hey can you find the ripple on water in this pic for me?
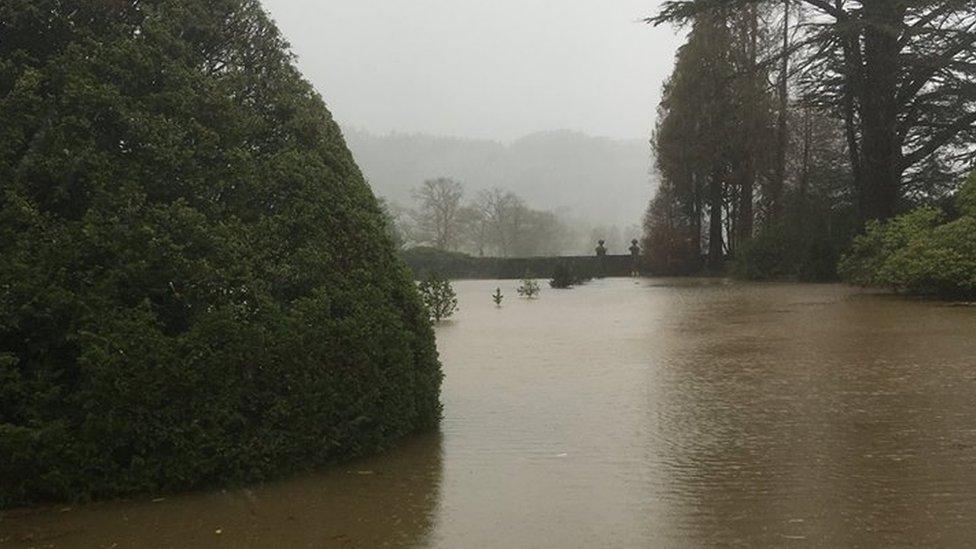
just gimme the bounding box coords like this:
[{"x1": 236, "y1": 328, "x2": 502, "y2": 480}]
[{"x1": 5, "y1": 279, "x2": 976, "y2": 548}]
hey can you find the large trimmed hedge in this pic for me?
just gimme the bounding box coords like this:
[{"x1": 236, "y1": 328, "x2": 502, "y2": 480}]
[{"x1": 0, "y1": 0, "x2": 441, "y2": 507}]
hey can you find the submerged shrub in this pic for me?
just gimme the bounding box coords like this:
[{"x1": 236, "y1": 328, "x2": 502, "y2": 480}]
[
  {"x1": 731, "y1": 228, "x2": 793, "y2": 280},
  {"x1": 0, "y1": 0, "x2": 441, "y2": 507},
  {"x1": 838, "y1": 207, "x2": 945, "y2": 287},
  {"x1": 839, "y1": 174, "x2": 976, "y2": 300},
  {"x1": 492, "y1": 287, "x2": 504, "y2": 307},
  {"x1": 549, "y1": 263, "x2": 590, "y2": 289},
  {"x1": 731, "y1": 192, "x2": 859, "y2": 283},
  {"x1": 517, "y1": 277, "x2": 541, "y2": 298},
  {"x1": 418, "y1": 273, "x2": 458, "y2": 322},
  {"x1": 878, "y1": 217, "x2": 976, "y2": 299}
]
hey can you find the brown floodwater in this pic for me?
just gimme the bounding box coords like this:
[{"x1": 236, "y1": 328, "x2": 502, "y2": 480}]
[{"x1": 3, "y1": 278, "x2": 976, "y2": 548}]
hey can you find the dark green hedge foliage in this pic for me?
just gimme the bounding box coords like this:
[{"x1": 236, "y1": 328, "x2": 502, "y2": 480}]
[
  {"x1": 732, "y1": 193, "x2": 858, "y2": 282},
  {"x1": 0, "y1": 0, "x2": 441, "y2": 508},
  {"x1": 400, "y1": 246, "x2": 614, "y2": 280}
]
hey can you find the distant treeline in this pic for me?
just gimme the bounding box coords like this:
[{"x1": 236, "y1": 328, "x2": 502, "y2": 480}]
[
  {"x1": 379, "y1": 178, "x2": 641, "y2": 258},
  {"x1": 644, "y1": 1, "x2": 976, "y2": 296},
  {"x1": 345, "y1": 128, "x2": 653, "y2": 230}
]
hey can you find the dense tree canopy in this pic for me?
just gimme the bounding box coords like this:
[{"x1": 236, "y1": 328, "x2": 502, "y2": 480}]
[
  {"x1": 645, "y1": 0, "x2": 975, "y2": 281},
  {"x1": 646, "y1": 5, "x2": 788, "y2": 272},
  {"x1": 0, "y1": 0, "x2": 441, "y2": 507},
  {"x1": 652, "y1": 0, "x2": 976, "y2": 223}
]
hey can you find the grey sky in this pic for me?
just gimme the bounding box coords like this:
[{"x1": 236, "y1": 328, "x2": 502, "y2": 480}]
[{"x1": 261, "y1": 0, "x2": 684, "y2": 142}]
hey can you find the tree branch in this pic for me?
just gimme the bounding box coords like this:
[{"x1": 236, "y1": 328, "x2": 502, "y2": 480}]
[{"x1": 901, "y1": 110, "x2": 976, "y2": 169}]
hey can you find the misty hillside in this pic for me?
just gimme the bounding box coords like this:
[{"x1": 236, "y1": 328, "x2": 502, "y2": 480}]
[{"x1": 344, "y1": 128, "x2": 656, "y2": 227}]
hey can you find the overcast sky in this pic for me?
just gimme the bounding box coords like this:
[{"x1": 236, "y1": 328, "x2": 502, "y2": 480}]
[{"x1": 261, "y1": 0, "x2": 684, "y2": 142}]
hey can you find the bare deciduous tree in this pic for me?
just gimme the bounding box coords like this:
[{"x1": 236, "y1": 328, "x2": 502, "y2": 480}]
[{"x1": 411, "y1": 178, "x2": 465, "y2": 250}]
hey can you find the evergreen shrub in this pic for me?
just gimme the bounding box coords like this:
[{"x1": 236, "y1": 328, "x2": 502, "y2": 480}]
[{"x1": 0, "y1": 0, "x2": 441, "y2": 507}]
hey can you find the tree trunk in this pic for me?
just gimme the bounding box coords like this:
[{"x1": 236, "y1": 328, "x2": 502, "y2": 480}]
[
  {"x1": 738, "y1": 5, "x2": 757, "y2": 245},
  {"x1": 857, "y1": 0, "x2": 906, "y2": 223},
  {"x1": 686, "y1": 168, "x2": 703, "y2": 262},
  {"x1": 799, "y1": 107, "x2": 812, "y2": 199},
  {"x1": 726, "y1": 183, "x2": 738, "y2": 255},
  {"x1": 739, "y1": 157, "x2": 754, "y2": 244},
  {"x1": 692, "y1": 199, "x2": 702, "y2": 262},
  {"x1": 708, "y1": 169, "x2": 724, "y2": 270},
  {"x1": 770, "y1": 0, "x2": 790, "y2": 222}
]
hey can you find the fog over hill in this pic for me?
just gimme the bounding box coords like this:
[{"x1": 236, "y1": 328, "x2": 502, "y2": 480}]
[{"x1": 344, "y1": 128, "x2": 656, "y2": 228}]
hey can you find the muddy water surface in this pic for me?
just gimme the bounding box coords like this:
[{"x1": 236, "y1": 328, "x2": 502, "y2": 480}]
[{"x1": 4, "y1": 279, "x2": 976, "y2": 547}]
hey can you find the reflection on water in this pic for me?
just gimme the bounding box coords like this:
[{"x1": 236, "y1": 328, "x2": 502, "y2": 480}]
[
  {"x1": 4, "y1": 279, "x2": 976, "y2": 547},
  {"x1": 1, "y1": 434, "x2": 442, "y2": 548}
]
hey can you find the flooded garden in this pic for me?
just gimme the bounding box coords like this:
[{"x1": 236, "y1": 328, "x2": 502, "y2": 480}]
[{"x1": 5, "y1": 278, "x2": 976, "y2": 547}]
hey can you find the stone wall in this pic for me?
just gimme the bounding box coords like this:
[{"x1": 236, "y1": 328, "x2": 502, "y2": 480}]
[{"x1": 403, "y1": 253, "x2": 645, "y2": 280}]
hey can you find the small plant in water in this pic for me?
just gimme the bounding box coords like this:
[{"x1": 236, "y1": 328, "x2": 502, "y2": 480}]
[
  {"x1": 418, "y1": 272, "x2": 458, "y2": 322},
  {"x1": 492, "y1": 287, "x2": 504, "y2": 307},
  {"x1": 549, "y1": 264, "x2": 576, "y2": 289},
  {"x1": 517, "y1": 277, "x2": 541, "y2": 299}
]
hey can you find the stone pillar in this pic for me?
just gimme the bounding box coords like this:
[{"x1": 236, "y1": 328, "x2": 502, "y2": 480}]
[
  {"x1": 595, "y1": 240, "x2": 607, "y2": 278},
  {"x1": 629, "y1": 239, "x2": 641, "y2": 277}
]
